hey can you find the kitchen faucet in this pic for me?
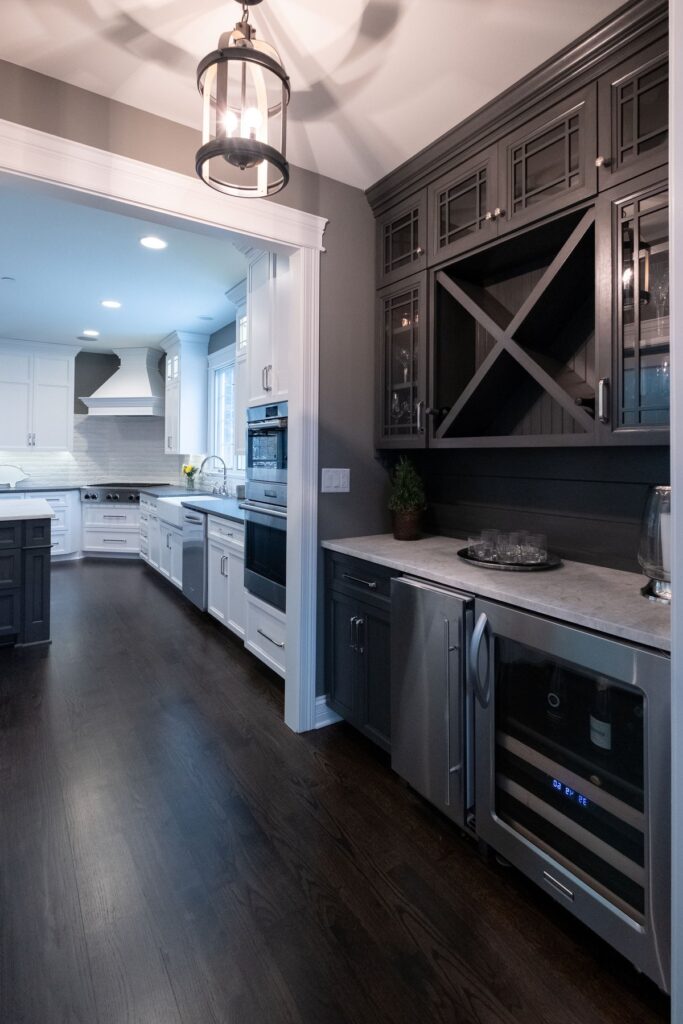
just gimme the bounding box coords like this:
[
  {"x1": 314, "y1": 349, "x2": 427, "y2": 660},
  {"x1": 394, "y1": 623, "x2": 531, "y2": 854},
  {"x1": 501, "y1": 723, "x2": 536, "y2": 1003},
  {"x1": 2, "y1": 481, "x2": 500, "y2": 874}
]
[{"x1": 199, "y1": 455, "x2": 227, "y2": 495}]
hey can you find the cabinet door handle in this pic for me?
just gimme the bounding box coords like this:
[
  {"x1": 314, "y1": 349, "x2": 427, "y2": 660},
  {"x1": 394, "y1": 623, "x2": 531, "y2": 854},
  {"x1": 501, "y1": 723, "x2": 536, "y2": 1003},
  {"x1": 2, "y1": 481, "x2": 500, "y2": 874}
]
[
  {"x1": 595, "y1": 155, "x2": 611, "y2": 169},
  {"x1": 444, "y1": 618, "x2": 461, "y2": 790},
  {"x1": 485, "y1": 210, "x2": 494, "y2": 221},
  {"x1": 102, "y1": 538, "x2": 126, "y2": 544},
  {"x1": 415, "y1": 245, "x2": 424, "y2": 257},
  {"x1": 261, "y1": 366, "x2": 267, "y2": 391},
  {"x1": 342, "y1": 573, "x2": 377, "y2": 590},
  {"x1": 257, "y1": 628, "x2": 285, "y2": 649},
  {"x1": 265, "y1": 365, "x2": 273, "y2": 392},
  {"x1": 167, "y1": 435, "x2": 172, "y2": 449},
  {"x1": 349, "y1": 615, "x2": 357, "y2": 651},
  {"x1": 493, "y1": 207, "x2": 504, "y2": 219},
  {"x1": 470, "y1": 613, "x2": 491, "y2": 709},
  {"x1": 103, "y1": 514, "x2": 126, "y2": 520},
  {"x1": 598, "y1": 378, "x2": 610, "y2": 423},
  {"x1": 416, "y1": 400, "x2": 425, "y2": 433},
  {"x1": 27, "y1": 432, "x2": 31, "y2": 446},
  {"x1": 355, "y1": 617, "x2": 365, "y2": 655}
]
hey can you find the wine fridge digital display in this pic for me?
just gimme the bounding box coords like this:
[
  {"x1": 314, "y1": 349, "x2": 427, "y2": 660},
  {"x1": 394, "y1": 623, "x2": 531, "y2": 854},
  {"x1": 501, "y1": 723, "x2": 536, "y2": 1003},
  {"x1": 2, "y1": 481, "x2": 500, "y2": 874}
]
[{"x1": 471, "y1": 600, "x2": 670, "y2": 992}]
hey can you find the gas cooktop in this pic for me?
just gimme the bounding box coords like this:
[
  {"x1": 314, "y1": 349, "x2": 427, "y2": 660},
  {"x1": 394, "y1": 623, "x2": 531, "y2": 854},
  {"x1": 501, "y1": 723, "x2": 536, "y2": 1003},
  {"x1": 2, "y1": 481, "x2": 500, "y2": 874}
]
[{"x1": 80, "y1": 483, "x2": 171, "y2": 504}]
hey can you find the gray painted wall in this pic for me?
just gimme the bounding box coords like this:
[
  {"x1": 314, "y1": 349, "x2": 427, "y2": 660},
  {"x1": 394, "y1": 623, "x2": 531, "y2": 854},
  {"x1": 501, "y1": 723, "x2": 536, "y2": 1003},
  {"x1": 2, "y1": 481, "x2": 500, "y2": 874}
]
[
  {"x1": 74, "y1": 352, "x2": 119, "y2": 414},
  {"x1": 209, "y1": 321, "x2": 236, "y2": 355}
]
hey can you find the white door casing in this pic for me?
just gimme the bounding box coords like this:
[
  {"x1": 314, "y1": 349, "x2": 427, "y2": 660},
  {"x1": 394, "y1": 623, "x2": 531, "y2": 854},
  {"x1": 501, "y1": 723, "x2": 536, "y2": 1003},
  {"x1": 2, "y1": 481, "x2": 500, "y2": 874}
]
[{"x1": 0, "y1": 118, "x2": 326, "y2": 733}]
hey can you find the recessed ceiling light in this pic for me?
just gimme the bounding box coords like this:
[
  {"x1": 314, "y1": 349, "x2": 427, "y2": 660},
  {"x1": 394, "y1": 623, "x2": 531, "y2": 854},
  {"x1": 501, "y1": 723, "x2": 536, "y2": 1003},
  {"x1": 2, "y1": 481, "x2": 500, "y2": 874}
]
[
  {"x1": 197, "y1": 315, "x2": 214, "y2": 321},
  {"x1": 140, "y1": 236, "x2": 167, "y2": 250},
  {"x1": 101, "y1": 299, "x2": 122, "y2": 309},
  {"x1": 1, "y1": 276, "x2": 16, "y2": 283},
  {"x1": 81, "y1": 329, "x2": 100, "y2": 338}
]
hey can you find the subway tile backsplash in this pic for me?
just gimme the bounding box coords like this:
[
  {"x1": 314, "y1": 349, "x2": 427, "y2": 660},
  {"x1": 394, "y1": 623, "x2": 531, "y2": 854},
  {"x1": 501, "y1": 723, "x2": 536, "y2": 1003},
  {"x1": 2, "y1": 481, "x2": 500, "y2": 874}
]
[{"x1": 0, "y1": 415, "x2": 184, "y2": 486}]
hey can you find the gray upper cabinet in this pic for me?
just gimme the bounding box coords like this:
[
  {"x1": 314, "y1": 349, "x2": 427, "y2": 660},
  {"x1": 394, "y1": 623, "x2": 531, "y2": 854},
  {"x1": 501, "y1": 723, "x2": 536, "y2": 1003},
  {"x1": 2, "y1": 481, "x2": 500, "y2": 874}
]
[
  {"x1": 376, "y1": 272, "x2": 428, "y2": 449},
  {"x1": 595, "y1": 167, "x2": 669, "y2": 445},
  {"x1": 597, "y1": 42, "x2": 668, "y2": 192},
  {"x1": 496, "y1": 85, "x2": 598, "y2": 236},
  {"x1": 428, "y1": 147, "x2": 499, "y2": 264},
  {"x1": 376, "y1": 192, "x2": 427, "y2": 287}
]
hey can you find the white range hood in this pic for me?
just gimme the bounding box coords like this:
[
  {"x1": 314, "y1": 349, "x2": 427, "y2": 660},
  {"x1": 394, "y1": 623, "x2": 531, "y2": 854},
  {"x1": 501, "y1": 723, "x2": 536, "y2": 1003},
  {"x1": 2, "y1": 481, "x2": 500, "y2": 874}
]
[{"x1": 80, "y1": 348, "x2": 165, "y2": 416}]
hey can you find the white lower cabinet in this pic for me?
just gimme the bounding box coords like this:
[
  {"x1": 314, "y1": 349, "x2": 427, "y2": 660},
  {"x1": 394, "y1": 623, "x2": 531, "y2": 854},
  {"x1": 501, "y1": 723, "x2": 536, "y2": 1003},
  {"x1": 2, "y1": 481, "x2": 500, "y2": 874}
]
[
  {"x1": 207, "y1": 516, "x2": 245, "y2": 638},
  {"x1": 31, "y1": 490, "x2": 81, "y2": 557},
  {"x1": 82, "y1": 504, "x2": 139, "y2": 555},
  {"x1": 245, "y1": 592, "x2": 286, "y2": 678},
  {"x1": 159, "y1": 522, "x2": 183, "y2": 588}
]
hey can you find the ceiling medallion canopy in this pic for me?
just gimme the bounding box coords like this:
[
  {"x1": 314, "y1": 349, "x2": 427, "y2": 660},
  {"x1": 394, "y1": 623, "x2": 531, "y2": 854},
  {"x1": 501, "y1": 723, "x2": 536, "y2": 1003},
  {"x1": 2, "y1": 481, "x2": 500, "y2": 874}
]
[{"x1": 196, "y1": 0, "x2": 290, "y2": 199}]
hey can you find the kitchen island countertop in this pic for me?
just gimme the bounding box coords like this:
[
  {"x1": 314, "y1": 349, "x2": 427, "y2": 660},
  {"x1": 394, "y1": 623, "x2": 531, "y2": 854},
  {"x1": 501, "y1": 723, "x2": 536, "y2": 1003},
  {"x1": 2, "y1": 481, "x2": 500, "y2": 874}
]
[
  {"x1": 0, "y1": 499, "x2": 56, "y2": 521},
  {"x1": 322, "y1": 533, "x2": 671, "y2": 653}
]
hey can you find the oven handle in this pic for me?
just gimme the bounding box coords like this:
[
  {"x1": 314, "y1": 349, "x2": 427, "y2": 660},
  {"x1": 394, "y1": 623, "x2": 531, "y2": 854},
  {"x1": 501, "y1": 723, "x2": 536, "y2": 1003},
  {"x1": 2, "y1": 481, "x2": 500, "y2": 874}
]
[
  {"x1": 247, "y1": 419, "x2": 288, "y2": 430},
  {"x1": 470, "y1": 612, "x2": 491, "y2": 709},
  {"x1": 239, "y1": 501, "x2": 288, "y2": 519}
]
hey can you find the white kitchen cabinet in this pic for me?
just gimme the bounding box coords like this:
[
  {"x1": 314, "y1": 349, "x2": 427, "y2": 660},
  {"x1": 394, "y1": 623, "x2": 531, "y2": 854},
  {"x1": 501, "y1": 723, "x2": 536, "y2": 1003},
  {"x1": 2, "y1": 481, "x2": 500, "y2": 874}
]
[
  {"x1": 159, "y1": 522, "x2": 182, "y2": 588},
  {"x1": 0, "y1": 342, "x2": 79, "y2": 451},
  {"x1": 245, "y1": 592, "x2": 286, "y2": 678},
  {"x1": 246, "y1": 252, "x2": 288, "y2": 406},
  {"x1": 32, "y1": 490, "x2": 80, "y2": 557},
  {"x1": 160, "y1": 332, "x2": 209, "y2": 454},
  {"x1": 207, "y1": 516, "x2": 245, "y2": 638}
]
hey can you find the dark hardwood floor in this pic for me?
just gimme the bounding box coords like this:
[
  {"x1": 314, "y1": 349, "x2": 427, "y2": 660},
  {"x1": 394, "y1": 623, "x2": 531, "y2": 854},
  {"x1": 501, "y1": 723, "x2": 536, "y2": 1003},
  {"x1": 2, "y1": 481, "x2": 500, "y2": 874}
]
[{"x1": 0, "y1": 560, "x2": 670, "y2": 1024}]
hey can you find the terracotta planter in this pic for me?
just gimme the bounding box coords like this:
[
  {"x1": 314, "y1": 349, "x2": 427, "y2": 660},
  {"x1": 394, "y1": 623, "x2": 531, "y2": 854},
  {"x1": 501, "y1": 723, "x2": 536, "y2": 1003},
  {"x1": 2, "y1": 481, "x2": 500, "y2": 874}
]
[{"x1": 392, "y1": 510, "x2": 421, "y2": 541}]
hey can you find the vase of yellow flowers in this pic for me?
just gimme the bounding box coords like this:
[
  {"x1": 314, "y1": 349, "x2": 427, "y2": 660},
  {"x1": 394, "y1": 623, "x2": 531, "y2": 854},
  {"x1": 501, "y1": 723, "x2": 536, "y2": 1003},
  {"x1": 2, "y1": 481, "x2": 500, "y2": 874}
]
[{"x1": 182, "y1": 464, "x2": 198, "y2": 490}]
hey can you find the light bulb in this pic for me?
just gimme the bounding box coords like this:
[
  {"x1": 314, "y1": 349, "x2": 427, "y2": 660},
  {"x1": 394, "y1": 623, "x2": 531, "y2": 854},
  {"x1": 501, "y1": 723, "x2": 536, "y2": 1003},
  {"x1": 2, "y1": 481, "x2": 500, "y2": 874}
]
[
  {"x1": 243, "y1": 106, "x2": 263, "y2": 134},
  {"x1": 222, "y1": 109, "x2": 239, "y2": 136}
]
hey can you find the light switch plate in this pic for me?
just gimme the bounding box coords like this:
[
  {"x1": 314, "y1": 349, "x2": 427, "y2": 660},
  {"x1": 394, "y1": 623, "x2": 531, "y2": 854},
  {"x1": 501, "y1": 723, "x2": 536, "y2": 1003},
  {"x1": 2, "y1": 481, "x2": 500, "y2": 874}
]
[{"x1": 321, "y1": 468, "x2": 350, "y2": 493}]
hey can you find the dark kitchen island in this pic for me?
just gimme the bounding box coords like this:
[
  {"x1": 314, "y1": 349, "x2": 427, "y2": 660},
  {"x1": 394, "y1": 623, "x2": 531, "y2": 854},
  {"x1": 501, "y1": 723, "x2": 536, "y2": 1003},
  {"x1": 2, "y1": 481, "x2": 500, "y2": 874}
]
[{"x1": 0, "y1": 498, "x2": 54, "y2": 646}]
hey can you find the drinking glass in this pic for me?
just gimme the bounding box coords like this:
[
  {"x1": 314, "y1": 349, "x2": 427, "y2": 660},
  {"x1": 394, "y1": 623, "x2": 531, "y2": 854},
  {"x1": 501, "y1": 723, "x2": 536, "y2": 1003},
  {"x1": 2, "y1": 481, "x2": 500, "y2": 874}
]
[
  {"x1": 527, "y1": 533, "x2": 548, "y2": 563},
  {"x1": 480, "y1": 529, "x2": 499, "y2": 561}
]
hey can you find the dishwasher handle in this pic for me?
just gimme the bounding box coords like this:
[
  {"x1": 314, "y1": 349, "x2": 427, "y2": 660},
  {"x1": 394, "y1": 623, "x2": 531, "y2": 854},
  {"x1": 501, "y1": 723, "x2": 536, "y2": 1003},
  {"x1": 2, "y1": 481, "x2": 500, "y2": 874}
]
[{"x1": 470, "y1": 612, "x2": 492, "y2": 709}]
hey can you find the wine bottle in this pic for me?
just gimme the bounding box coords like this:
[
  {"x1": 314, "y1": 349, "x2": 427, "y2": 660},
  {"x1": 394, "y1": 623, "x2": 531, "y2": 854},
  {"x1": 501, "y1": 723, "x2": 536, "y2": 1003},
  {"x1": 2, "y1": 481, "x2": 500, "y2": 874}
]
[{"x1": 590, "y1": 679, "x2": 613, "y2": 752}]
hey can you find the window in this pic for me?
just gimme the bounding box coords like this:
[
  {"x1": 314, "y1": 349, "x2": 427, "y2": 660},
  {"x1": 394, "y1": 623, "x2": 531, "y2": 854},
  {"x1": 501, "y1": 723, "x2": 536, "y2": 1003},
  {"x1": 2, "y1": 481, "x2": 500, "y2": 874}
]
[{"x1": 212, "y1": 361, "x2": 236, "y2": 469}]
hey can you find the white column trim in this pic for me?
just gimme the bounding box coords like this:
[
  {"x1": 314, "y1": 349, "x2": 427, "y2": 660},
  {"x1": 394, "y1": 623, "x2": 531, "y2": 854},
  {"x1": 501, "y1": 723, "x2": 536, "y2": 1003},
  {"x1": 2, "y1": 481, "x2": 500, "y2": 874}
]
[
  {"x1": 0, "y1": 119, "x2": 327, "y2": 252},
  {"x1": 0, "y1": 117, "x2": 327, "y2": 735},
  {"x1": 284, "y1": 246, "x2": 321, "y2": 733}
]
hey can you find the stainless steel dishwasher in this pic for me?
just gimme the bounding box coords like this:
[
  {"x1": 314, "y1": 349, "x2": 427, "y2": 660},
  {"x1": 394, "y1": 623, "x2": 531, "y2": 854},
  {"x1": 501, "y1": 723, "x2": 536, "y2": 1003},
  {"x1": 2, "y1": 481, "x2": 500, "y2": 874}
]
[
  {"x1": 391, "y1": 577, "x2": 474, "y2": 829},
  {"x1": 182, "y1": 510, "x2": 207, "y2": 610}
]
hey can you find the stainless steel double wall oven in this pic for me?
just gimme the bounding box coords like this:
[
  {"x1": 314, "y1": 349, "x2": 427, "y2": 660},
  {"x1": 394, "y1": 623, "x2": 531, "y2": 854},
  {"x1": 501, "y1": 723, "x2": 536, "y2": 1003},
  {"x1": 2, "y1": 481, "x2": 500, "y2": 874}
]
[{"x1": 241, "y1": 402, "x2": 288, "y2": 612}]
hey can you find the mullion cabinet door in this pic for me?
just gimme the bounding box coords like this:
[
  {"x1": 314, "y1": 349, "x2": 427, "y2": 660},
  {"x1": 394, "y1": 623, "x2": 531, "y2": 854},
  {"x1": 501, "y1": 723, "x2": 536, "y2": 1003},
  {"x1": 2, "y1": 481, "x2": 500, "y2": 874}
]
[
  {"x1": 497, "y1": 85, "x2": 598, "y2": 235},
  {"x1": 376, "y1": 192, "x2": 427, "y2": 287},
  {"x1": 597, "y1": 41, "x2": 668, "y2": 191},
  {"x1": 428, "y1": 146, "x2": 499, "y2": 263},
  {"x1": 376, "y1": 272, "x2": 428, "y2": 449},
  {"x1": 595, "y1": 168, "x2": 669, "y2": 444}
]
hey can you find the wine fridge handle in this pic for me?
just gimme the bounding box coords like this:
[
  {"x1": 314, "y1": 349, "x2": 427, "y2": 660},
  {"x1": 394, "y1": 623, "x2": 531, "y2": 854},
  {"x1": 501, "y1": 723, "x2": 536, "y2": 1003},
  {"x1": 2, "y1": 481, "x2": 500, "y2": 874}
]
[{"x1": 470, "y1": 613, "x2": 491, "y2": 709}]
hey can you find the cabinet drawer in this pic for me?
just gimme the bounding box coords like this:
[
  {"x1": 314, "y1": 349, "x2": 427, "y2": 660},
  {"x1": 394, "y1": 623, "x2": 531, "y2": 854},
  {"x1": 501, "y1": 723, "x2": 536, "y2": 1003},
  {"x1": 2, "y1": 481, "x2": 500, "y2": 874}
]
[
  {"x1": 140, "y1": 496, "x2": 157, "y2": 514},
  {"x1": 328, "y1": 553, "x2": 396, "y2": 601},
  {"x1": 0, "y1": 523, "x2": 22, "y2": 549},
  {"x1": 245, "y1": 594, "x2": 286, "y2": 678},
  {"x1": 50, "y1": 535, "x2": 69, "y2": 557},
  {"x1": 31, "y1": 491, "x2": 69, "y2": 509},
  {"x1": 207, "y1": 517, "x2": 244, "y2": 547},
  {"x1": 0, "y1": 549, "x2": 21, "y2": 588},
  {"x1": 84, "y1": 506, "x2": 140, "y2": 530},
  {"x1": 24, "y1": 520, "x2": 51, "y2": 548},
  {"x1": 82, "y1": 529, "x2": 140, "y2": 553}
]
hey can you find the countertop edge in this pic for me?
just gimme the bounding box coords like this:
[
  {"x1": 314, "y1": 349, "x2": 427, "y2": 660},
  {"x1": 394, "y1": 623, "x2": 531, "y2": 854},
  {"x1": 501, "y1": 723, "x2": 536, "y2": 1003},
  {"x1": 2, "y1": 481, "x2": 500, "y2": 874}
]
[
  {"x1": 180, "y1": 499, "x2": 245, "y2": 524},
  {"x1": 322, "y1": 536, "x2": 671, "y2": 655}
]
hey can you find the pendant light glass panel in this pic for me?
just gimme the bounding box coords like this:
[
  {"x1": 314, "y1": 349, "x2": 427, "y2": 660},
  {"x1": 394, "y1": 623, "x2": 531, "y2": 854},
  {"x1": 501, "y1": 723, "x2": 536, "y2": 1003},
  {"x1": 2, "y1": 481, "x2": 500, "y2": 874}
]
[{"x1": 197, "y1": 27, "x2": 289, "y2": 199}]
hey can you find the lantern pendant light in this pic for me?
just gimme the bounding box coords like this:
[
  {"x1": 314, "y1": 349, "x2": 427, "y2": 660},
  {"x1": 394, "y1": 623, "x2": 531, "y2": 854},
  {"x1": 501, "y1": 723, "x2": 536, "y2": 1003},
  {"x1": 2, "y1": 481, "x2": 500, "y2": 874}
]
[{"x1": 196, "y1": 0, "x2": 290, "y2": 198}]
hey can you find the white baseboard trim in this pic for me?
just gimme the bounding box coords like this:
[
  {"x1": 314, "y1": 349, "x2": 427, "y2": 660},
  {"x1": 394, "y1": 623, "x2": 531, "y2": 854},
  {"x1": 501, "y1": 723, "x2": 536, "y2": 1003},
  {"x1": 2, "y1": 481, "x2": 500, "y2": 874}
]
[{"x1": 315, "y1": 695, "x2": 343, "y2": 730}]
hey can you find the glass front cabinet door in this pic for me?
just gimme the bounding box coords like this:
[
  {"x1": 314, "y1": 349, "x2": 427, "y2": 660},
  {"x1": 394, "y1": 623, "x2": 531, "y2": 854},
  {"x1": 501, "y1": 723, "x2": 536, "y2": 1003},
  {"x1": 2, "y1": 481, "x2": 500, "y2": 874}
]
[
  {"x1": 376, "y1": 273, "x2": 427, "y2": 449},
  {"x1": 497, "y1": 85, "x2": 598, "y2": 235},
  {"x1": 376, "y1": 193, "x2": 427, "y2": 288},
  {"x1": 597, "y1": 42, "x2": 668, "y2": 190},
  {"x1": 428, "y1": 147, "x2": 499, "y2": 263},
  {"x1": 597, "y1": 170, "x2": 669, "y2": 441}
]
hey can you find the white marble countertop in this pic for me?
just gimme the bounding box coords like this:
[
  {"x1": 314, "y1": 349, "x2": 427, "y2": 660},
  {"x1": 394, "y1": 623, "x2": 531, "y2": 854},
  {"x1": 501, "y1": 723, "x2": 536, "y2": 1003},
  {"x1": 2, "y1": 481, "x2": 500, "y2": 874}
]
[
  {"x1": 322, "y1": 534, "x2": 671, "y2": 653},
  {"x1": 0, "y1": 498, "x2": 56, "y2": 522}
]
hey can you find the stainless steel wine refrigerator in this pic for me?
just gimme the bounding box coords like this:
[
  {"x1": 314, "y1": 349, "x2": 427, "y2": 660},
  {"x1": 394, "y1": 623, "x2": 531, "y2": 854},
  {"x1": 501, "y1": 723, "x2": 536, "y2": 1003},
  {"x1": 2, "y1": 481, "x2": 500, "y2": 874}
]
[{"x1": 470, "y1": 600, "x2": 670, "y2": 992}]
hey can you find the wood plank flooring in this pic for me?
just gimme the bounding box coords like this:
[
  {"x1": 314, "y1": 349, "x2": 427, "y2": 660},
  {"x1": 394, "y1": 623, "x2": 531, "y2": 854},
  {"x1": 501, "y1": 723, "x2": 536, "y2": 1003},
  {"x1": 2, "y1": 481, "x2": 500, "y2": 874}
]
[{"x1": 0, "y1": 560, "x2": 670, "y2": 1023}]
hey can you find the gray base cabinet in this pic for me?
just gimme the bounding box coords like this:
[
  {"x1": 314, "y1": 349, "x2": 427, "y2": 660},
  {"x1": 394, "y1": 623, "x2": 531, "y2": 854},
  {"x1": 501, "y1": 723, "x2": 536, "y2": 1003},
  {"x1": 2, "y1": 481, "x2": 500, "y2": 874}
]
[
  {"x1": 0, "y1": 519, "x2": 52, "y2": 646},
  {"x1": 325, "y1": 553, "x2": 395, "y2": 752}
]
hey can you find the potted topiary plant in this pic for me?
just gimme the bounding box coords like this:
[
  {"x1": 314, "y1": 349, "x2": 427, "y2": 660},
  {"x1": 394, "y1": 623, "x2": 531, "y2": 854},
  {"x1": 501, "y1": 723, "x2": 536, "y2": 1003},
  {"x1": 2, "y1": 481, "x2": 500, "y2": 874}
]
[{"x1": 388, "y1": 457, "x2": 426, "y2": 541}]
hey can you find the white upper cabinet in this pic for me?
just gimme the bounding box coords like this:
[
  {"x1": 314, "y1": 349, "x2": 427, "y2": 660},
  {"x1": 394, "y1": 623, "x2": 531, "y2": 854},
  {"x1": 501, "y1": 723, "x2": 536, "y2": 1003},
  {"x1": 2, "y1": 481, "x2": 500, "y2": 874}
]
[
  {"x1": 0, "y1": 342, "x2": 79, "y2": 451},
  {"x1": 160, "y1": 332, "x2": 209, "y2": 455},
  {"x1": 246, "y1": 251, "x2": 288, "y2": 406}
]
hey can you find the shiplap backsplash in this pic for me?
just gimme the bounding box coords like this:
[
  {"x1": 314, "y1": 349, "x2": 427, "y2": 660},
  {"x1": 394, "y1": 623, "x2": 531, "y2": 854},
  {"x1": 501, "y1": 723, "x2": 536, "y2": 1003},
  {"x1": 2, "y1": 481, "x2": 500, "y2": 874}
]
[{"x1": 0, "y1": 415, "x2": 184, "y2": 486}]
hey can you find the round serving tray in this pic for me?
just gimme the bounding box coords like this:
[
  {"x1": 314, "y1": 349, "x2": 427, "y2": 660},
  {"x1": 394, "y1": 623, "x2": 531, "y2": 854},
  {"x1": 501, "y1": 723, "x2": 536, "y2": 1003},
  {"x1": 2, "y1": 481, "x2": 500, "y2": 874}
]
[{"x1": 457, "y1": 547, "x2": 563, "y2": 572}]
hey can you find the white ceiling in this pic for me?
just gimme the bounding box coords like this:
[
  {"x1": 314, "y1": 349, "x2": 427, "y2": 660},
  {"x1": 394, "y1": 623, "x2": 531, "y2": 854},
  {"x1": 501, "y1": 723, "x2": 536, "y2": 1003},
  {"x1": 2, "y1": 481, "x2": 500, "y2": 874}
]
[
  {"x1": 0, "y1": 180, "x2": 248, "y2": 352},
  {"x1": 1, "y1": 0, "x2": 627, "y2": 191}
]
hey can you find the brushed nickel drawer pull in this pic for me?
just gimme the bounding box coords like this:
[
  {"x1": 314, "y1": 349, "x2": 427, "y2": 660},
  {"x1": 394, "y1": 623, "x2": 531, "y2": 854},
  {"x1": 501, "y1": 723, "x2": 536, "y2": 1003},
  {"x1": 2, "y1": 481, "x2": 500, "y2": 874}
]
[
  {"x1": 342, "y1": 573, "x2": 377, "y2": 590},
  {"x1": 257, "y1": 628, "x2": 285, "y2": 649}
]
